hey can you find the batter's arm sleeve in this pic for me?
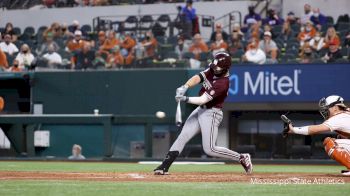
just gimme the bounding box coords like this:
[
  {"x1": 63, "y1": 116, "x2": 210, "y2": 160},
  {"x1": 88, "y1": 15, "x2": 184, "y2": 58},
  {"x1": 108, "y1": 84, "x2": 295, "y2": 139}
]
[
  {"x1": 187, "y1": 93, "x2": 212, "y2": 105},
  {"x1": 184, "y1": 74, "x2": 201, "y2": 88}
]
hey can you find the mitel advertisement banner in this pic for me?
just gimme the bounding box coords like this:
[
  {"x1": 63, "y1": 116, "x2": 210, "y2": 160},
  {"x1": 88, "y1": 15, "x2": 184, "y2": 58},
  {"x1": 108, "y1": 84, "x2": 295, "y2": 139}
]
[{"x1": 226, "y1": 64, "x2": 350, "y2": 103}]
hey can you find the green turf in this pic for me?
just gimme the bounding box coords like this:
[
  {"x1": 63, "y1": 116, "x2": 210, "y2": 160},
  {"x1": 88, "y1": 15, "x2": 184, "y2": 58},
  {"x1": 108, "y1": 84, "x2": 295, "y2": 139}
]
[
  {"x1": 0, "y1": 181, "x2": 349, "y2": 196},
  {"x1": 0, "y1": 161, "x2": 348, "y2": 196},
  {"x1": 0, "y1": 161, "x2": 345, "y2": 174}
]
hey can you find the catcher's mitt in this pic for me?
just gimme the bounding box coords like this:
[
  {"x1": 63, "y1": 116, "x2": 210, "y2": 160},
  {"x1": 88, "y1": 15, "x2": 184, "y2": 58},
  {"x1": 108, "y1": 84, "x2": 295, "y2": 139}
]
[{"x1": 281, "y1": 115, "x2": 292, "y2": 138}]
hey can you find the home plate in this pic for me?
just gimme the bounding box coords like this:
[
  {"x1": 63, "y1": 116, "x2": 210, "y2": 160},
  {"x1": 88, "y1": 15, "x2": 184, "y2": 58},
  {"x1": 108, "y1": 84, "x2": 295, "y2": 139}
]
[{"x1": 128, "y1": 173, "x2": 145, "y2": 179}]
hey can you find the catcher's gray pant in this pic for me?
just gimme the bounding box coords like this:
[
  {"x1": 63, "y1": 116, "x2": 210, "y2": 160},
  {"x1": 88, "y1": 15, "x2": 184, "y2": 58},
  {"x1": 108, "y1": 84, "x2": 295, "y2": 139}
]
[{"x1": 170, "y1": 106, "x2": 241, "y2": 161}]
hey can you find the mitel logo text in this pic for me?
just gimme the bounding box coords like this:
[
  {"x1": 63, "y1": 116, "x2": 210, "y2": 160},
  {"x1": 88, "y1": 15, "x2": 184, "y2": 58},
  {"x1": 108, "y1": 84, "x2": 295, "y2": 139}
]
[{"x1": 229, "y1": 70, "x2": 301, "y2": 96}]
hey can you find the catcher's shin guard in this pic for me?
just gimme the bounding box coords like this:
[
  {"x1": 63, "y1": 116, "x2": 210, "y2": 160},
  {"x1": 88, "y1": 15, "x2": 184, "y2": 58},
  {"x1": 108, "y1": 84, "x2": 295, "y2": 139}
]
[
  {"x1": 323, "y1": 137, "x2": 350, "y2": 169},
  {"x1": 154, "y1": 151, "x2": 179, "y2": 175}
]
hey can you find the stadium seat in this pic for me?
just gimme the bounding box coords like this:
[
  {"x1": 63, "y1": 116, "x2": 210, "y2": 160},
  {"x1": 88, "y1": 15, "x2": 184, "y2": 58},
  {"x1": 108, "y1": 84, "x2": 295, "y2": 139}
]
[
  {"x1": 273, "y1": 25, "x2": 282, "y2": 33},
  {"x1": 341, "y1": 47, "x2": 349, "y2": 56},
  {"x1": 13, "y1": 27, "x2": 21, "y2": 36},
  {"x1": 139, "y1": 15, "x2": 154, "y2": 31},
  {"x1": 23, "y1": 26, "x2": 35, "y2": 36},
  {"x1": 162, "y1": 51, "x2": 178, "y2": 59},
  {"x1": 199, "y1": 52, "x2": 209, "y2": 62},
  {"x1": 157, "y1": 14, "x2": 171, "y2": 30},
  {"x1": 123, "y1": 16, "x2": 138, "y2": 33},
  {"x1": 291, "y1": 24, "x2": 301, "y2": 33},
  {"x1": 335, "y1": 58, "x2": 349, "y2": 64},
  {"x1": 183, "y1": 52, "x2": 195, "y2": 59},
  {"x1": 312, "y1": 59, "x2": 325, "y2": 64},
  {"x1": 167, "y1": 36, "x2": 178, "y2": 45},
  {"x1": 81, "y1": 24, "x2": 92, "y2": 33},
  {"x1": 326, "y1": 16, "x2": 334, "y2": 26}
]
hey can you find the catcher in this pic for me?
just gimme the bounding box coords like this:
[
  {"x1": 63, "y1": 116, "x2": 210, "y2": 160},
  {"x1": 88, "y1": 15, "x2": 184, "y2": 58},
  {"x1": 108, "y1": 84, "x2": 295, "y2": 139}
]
[{"x1": 283, "y1": 95, "x2": 350, "y2": 176}]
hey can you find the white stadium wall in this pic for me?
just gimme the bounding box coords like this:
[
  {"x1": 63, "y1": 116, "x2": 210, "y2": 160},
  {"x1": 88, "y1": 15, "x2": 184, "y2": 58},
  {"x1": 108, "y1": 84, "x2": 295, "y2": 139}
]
[{"x1": 0, "y1": 1, "x2": 254, "y2": 40}]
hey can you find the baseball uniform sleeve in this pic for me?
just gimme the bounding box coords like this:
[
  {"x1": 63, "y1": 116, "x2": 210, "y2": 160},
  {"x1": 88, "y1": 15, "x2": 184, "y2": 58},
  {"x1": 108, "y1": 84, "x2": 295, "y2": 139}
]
[
  {"x1": 323, "y1": 115, "x2": 346, "y2": 132},
  {"x1": 198, "y1": 68, "x2": 211, "y2": 83},
  {"x1": 204, "y1": 79, "x2": 228, "y2": 100}
]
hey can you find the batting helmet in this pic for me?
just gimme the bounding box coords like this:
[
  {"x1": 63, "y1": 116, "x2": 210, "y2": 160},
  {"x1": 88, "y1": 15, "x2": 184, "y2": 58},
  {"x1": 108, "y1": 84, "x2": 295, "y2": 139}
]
[
  {"x1": 209, "y1": 52, "x2": 232, "y2": 77},
  {"x1": 319, "y1": 95, "x2": 347, "y2": 119}
]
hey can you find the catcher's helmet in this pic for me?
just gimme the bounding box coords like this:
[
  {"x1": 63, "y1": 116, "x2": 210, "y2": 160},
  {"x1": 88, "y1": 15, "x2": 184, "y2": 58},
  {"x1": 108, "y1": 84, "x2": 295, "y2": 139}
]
[
  {"x1": 209, "y1": 52, "x2": 231, "y2": 76},
  {"x1": 319, "y1": 95, "x2": 347, "y2": 119}
]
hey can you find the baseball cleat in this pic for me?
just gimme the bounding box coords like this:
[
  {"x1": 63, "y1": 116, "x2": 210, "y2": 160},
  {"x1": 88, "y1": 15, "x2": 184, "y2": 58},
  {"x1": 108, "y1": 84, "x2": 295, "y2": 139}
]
[
  {"x1": 240, "y1": 153, "x2": 253, "y2": 174},
  {"x1": 153, "y1": 166, "x2": 169, "y2": 175},
  {"x1": 341, "y1": 170, "x2": 350, "y2": 176}
]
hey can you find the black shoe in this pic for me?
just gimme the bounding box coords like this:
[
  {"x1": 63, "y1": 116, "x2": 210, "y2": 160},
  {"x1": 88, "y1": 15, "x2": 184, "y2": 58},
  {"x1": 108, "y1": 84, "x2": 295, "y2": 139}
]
[
  {"x1": 154, "y1": 165, "x2": 169, "y2": 175},
  {"x1": 153, "y1": 151, "x2": 179, "y2": 175}
]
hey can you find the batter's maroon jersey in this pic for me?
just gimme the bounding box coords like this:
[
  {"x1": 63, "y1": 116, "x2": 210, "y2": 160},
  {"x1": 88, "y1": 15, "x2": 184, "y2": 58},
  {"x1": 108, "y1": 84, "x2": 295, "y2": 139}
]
[{"x1": 198, "y1": 68, "x2": 229, "y2": 109}]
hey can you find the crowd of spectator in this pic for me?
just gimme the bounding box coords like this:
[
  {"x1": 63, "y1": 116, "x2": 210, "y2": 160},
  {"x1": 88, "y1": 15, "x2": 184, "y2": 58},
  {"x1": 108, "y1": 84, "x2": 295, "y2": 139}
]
[{"x1": 0, "y1": 2, "x2": 349, "y2": 72}]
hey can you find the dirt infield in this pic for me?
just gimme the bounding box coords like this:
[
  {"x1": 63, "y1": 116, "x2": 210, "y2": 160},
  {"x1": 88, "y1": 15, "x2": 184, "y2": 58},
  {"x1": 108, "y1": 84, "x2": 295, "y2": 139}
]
[{"x1": 0, "y1": 171, "x2": 349, "y2": 183}]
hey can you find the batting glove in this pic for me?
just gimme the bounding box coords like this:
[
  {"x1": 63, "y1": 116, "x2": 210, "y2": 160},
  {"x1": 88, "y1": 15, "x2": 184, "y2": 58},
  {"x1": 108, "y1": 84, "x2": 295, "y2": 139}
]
[
  {"x1": 176, "y1": 85, "x2": 188, "y2": 97},
  {"x1": 175, "y1": 95, "x2": 189, "y2": 102}
]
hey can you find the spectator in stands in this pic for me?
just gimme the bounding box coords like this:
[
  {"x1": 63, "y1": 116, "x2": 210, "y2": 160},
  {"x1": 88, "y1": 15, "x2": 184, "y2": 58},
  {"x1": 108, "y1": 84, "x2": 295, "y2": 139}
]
[
  {"x1": 42, "y1": 0, "x2": 56, "y2": 8},
  {"x1": 259, "y1": 31, "x2": 278, "y2": 64},
  {"x1": 72, "y1": 42, "x2": 95, "y2": 69},
  {"x1": 44, "y1": 22, "x2": 62, "y2": 40},
  {"x1": 344, "y1": 32, "x2": 350, "y2": 48},
  {"x1": 344, "y1": 32, "x2": 350, "y2": 59},
  {"x1": 281, "y1": 21, "x2": 293, "y2": 41},
  {"x1": 228, "y1": 29, "x2": 244, "y2": 56},
  {"x1": 301, "y1": 4, "x2": 314, "y2": 24},
  {"x1": 297, "y1": 21, "x2": 316, "y2": 47},
  {"x1": 324, "y1": 27, "x2": 340, "y2": 48},
  {"x1": 210, "y1": 33, "x2": 228, "y2": 56},
  {"x1": 70, "y1": 20, "x2": 81, "y2": 34},
  {"x1": 322, "y1": 41, "x2": 342, "y2": 63},
  {"x1": 92, "y1": 0, "x2": 109, "y2": 6},
  {"x1": 263, "y1": 9, "x2": 283, "y2": 26},
  {"x1": 0, "y1": 48, "x2": 8, "y2": 70},
  {"x1": 68, "y1": 144, "x2": 86, "y2": 160},
  {"x1": 96, "y1": 31, "x2": 106, "y2": 50},
  {"x1": 243, "y1": 5, "x2": 262, "y2": 28},
  {"x1": 15, "y1": 44, "x2": 35, "y2": 70},
  {"x1": 210, "y1": 23, "x2": 229, "y2": 42},
  {"x1": 245, "y1": 22, "x2": 263, "y2": 41},
  {"x1": 309, "y1": 31, "x2": 325, "y2": 52},
  {"x1": 310, "y1": 8, "x2": 327, "y2": 31},
  {"x1": 106, "y1": 46, "x2": 124, "y2": 69},
  {"x1": 189, "y1": 33, "x2": 208, "y2": 60},
  {"x1": 9, "y1": 59, "x2": 21, "y2": 72},
  {"x1": 242, "y1": 37, "x2": 266, "y2": 65},
  {"x1": 141, "y1": 31, "x2": 158, "y2": 59},
  {"x1": 60, "y1": 23, "x2": 73, "y2": 39},
  {"x1": 175, "y1": 35, "x2": 189, "y2": 60},
  {"x1": 120, "y1": 34, "x2": 136, "y2": 58},
  {"x1": 42, "y1": 44, "x2": 63, "y2": 67},
  {"x1": 299, "y1": 42, "x2": 315, "y2": 63},
  {"x1": 181, "y1": 0, "x2": 196, "y2": 39},
  {"x1": 37, "y1": 32, "x2": 60, "y2": 56},
  {"x1": 66, "y1": 30, "x2": 85, "y2": 52},
  {"x1": 286, "y1": 11, "x2": 298, "y2": 25},
  {"x1": 2, "y1": 23, "x2": 17, "y2": 42},
  {"x1": 232, "y1": 23, "x2": 245, "y2": 40},
  {"x1": 263, "y1": 24, "x2": 277, "y2": 39},
  {"x1": 101, "y1": 31, "x2": 119, "y2": 51},
  {"x1": 0, "y1": 34, "x2": 19, "y2": 56}
]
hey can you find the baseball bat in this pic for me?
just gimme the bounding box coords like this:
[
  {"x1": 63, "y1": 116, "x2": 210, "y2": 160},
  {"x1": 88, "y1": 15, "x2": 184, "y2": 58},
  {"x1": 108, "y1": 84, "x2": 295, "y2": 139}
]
[{"x1": 175, "y1": 101, "x2": 182, "y2": 127}]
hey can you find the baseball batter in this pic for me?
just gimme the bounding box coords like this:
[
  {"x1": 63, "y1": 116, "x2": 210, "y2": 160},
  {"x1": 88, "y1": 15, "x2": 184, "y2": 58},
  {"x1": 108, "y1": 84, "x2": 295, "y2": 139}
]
[
  {"x1": 285, "y1": 95, "x2": 350, "y2": 176},
  {"x1": 154, "y1": 52, "x2": 253, "y2": 175}
]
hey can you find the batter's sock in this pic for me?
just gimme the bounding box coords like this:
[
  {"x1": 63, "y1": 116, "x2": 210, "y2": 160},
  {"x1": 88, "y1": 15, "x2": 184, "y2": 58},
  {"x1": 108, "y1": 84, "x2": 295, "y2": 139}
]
[{"x1": 154, "y1": 151, "x2": 179, "y2": 172}]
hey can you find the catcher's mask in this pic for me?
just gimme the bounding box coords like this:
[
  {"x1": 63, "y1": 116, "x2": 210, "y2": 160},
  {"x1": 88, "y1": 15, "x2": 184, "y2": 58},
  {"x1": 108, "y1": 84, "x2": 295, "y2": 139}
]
[{"x1": 319, "y1": 95, "x2": 347, "y2": 119}]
